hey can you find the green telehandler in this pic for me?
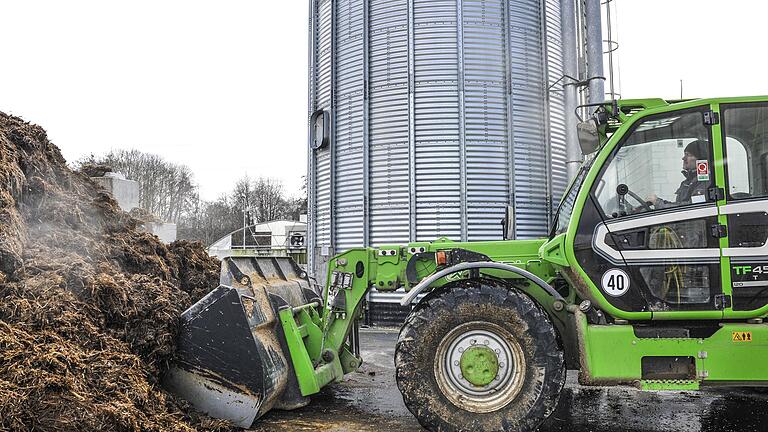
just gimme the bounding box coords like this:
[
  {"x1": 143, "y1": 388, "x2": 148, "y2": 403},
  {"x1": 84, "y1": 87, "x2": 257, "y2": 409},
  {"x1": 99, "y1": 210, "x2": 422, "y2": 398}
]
[{"x1": 165, "y1": 96, "x2": 768, "y2": 431}]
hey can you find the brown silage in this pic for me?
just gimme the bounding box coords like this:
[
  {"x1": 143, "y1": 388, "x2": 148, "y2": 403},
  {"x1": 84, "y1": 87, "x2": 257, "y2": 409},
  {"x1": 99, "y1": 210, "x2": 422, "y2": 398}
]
[{"x1": 0, "y1": 112, "x2": 236, "y2": 431}]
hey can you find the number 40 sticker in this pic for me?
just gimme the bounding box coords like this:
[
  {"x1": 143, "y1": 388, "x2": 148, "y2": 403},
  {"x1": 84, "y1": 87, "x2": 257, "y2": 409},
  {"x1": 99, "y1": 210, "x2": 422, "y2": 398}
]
[{"x1": 601, "y1": 268, "x2": 630, "y2": 297}]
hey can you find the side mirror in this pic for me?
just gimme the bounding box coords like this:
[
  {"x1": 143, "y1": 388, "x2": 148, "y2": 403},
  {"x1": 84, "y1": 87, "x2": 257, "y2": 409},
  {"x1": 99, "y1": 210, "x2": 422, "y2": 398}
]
[{"x1": 577, "y1": 118, "x2": 600, "y2": 155}]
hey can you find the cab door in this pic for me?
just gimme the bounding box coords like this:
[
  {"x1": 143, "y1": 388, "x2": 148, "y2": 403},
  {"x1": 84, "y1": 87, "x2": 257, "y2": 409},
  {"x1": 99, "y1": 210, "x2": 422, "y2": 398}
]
[
  {"x1": 719, "y1": 101, "x2": 768, "y2": 317},
  {"x1": 574, "y1": 106, "x2": 725, "y2": 316}
]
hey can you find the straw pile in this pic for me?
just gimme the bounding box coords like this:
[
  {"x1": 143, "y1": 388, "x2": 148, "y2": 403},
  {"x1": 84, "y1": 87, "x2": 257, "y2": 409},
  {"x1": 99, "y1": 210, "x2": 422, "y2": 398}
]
[{"x1": 0, "y1": 112, "x2": 236, "y2": 431}]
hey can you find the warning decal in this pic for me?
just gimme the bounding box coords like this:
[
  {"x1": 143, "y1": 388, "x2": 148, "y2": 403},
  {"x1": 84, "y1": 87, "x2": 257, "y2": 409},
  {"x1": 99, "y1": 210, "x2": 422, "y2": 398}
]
[
  {"x1": 696, "y1": 159, "x2": 710, "y2": 181},
  {"x1": 732, "y1": 331, "x2": 753, "y2": 342}
]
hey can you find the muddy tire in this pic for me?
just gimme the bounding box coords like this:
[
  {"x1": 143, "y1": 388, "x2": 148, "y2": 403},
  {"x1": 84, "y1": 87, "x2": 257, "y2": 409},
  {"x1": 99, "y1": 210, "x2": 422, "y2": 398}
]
[{"x1": 395, "y1": 279, "x2": 565, "y2": 432}]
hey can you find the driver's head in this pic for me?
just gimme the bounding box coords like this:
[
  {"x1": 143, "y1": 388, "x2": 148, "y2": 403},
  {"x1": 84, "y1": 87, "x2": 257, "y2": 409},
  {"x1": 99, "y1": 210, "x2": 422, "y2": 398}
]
[{"x1": 683, "y1": 140, "x2": 707, "y2": 171}]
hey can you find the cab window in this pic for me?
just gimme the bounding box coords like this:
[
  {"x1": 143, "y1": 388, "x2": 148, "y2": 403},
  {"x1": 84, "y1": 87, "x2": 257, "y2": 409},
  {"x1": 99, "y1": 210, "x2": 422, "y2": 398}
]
[
  {"x1": 722, "y1": 102, "x2": 768, "y2": 311},
  {"x1": 594, "y1": 110, "x2": 713, "y2": 219},
  {"x1": 553, "y1": 160, "x2": 591, "y2": 235},
  {"x1": 723, "y1": 103, "x2": 768, "y2": 200}
]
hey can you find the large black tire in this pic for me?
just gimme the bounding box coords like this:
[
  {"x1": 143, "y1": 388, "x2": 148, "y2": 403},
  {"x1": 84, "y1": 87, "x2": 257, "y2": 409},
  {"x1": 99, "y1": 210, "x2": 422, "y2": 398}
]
[{"x1": 395, "y1": 279, "x2": 565, "y2": 432}]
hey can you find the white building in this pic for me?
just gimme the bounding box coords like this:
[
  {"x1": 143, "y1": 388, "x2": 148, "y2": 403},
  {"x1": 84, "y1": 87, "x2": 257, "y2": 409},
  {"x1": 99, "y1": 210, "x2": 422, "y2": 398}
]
[{"x1": 208, "y1": 219, "x2": 307, "y2": 264}]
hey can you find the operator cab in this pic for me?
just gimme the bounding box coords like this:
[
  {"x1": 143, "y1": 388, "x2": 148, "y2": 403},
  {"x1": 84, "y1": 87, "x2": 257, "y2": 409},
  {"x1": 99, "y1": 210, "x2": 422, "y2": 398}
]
[{"x1": 557, "y1": 99, "x2": 768, "y2": 318}]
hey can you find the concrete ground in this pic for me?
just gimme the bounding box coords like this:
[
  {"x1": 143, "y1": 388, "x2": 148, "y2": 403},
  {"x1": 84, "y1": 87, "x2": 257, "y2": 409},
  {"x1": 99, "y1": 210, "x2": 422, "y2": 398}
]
[{"x1": 251, "y1": 328, "x2": 768, "y2": 432}]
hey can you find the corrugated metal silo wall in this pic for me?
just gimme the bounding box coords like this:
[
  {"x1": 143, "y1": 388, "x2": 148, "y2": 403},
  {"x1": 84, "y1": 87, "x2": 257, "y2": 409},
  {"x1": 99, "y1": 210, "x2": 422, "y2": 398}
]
[
  {"x1": 311, "y1": 0, "x2": 333, "y2": 260},
  {"x1": 308, "y1": 0, "x2": 568, "y2": 278},
  {"x1": 544, "y1": 0, "x2": 568, "y2": 224}
]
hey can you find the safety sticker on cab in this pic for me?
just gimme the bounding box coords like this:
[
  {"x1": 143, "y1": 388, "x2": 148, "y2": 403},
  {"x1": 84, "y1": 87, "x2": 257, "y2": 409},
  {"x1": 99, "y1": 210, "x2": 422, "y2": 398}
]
[
  {"x1": 696, "y1": 160, "x2": 710, "y2": 181},
  {"x1": 732, "y1": 331, "x2": 752, "y2": 342}
]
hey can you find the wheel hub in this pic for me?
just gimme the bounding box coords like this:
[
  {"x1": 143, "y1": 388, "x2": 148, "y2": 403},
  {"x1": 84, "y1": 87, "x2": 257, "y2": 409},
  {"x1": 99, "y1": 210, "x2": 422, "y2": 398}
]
[
  {"x1": 460, "y1": 346, "x2": 499, "y2": 386},
  {"x1": 435, "y1": 321, "x2": 526, "y2": 413}
]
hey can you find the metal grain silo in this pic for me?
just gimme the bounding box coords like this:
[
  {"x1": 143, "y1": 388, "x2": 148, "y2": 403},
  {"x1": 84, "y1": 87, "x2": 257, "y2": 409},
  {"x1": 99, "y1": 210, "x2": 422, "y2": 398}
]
[{"x1": 307, "y1": 0, "x2": 570, "y2": 278}]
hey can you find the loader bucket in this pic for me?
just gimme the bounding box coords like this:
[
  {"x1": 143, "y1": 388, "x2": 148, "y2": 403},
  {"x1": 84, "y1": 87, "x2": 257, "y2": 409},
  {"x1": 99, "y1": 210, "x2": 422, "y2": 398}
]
[{"x1": 164, "y1": 256, "x2": 319, "y2": 428}]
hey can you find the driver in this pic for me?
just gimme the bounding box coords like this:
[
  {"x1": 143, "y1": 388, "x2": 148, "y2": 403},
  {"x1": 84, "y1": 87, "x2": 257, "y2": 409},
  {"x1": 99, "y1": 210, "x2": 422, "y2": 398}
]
[{"x1": 646, "y1": 139, "x2": 709, "y2": 208}]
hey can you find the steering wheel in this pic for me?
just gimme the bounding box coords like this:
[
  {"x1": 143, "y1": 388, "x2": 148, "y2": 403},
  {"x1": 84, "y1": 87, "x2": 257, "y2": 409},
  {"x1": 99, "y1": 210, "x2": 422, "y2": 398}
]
[
  {"x1": 627, "y1": 190, "x2": 653, "y2": 212},
  {"x1": 617, "y1": 184, "x2": 653, "y2": 213}
]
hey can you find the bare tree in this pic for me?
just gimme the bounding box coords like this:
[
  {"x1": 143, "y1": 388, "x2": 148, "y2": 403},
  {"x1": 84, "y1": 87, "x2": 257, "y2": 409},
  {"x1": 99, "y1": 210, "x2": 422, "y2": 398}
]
[
  {"x1": 76, "y1": 151, "x2": 306, "y2": 246},
  {"x1": 233, "y1": 175, "x2": 255, "y2": 226},
  {"x1": 178, "y1": 194, "x2": 242, "y2": 245},
  {"x1": 77, "y1": 150, "x2": 197, "y2": 224},
  {"x1": 252, "y1": 177, "x2": 288, "y2": 222},
  {"x1": 229, "y1": 175, "x2": 294, "y2": 224}
]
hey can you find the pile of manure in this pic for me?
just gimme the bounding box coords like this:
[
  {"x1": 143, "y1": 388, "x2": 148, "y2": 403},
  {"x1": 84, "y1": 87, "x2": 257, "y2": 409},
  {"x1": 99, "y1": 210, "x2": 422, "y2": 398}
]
[{"x1": 0, "y1": 112, "x2": 234, "y2": 432}]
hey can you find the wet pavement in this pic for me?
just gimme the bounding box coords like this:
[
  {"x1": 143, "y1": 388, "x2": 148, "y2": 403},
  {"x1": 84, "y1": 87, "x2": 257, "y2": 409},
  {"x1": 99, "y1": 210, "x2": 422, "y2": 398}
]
[{"x1": 251, "y1": 328, "x2": 768, "y2": 432}]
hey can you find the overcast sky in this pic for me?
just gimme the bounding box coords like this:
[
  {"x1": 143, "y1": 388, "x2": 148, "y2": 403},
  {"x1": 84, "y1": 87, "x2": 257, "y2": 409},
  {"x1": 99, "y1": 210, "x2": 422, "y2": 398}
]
[{"x1": 1, "y1": 1, "x2": 765, "y2": 201}]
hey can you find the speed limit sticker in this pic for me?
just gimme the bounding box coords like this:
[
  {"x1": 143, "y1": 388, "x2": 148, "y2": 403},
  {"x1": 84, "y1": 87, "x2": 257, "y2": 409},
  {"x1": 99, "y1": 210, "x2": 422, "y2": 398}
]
[{"x1": 601, "y1": 269, "x2": 630, "y2": 297}]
